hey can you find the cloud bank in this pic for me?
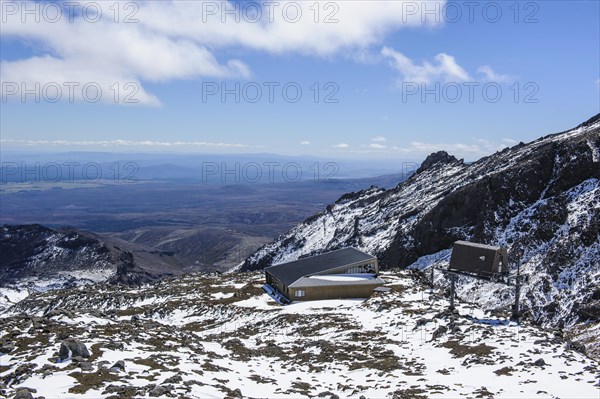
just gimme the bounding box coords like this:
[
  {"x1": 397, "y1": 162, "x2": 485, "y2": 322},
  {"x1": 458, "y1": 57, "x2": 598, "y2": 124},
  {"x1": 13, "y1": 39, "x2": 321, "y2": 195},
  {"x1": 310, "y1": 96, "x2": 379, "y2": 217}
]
[{"x1": 1, "y1": 0, "x2": 446, "y2": 105}]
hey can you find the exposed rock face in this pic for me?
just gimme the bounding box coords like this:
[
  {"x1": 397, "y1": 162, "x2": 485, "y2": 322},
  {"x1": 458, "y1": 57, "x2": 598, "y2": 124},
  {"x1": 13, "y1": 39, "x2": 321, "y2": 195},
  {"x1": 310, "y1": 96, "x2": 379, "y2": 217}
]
[
  {"x1": 108, "y1": 252, "x2": 164, "y2": 286},
  {"x1": 0, "y1": 224, "x2": 112, "y2": 284},
  {"x1": 241, "y1": 114, "x2": 600, "y2": 336},
  {"x1": 0, "y1": 224, "x2": 186, "y2": 293},
  {"x1": 414, "y1": 151, "x2": 461, "y2": 175},
  {"x1": 58, "y1": 339, "x2": 90, "y2": 361}
]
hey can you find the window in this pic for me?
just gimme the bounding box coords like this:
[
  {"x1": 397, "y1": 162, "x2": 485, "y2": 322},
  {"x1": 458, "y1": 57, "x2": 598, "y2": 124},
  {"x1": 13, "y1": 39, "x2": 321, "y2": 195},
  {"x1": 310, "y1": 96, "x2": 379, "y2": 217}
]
[
  {"x1": 345, "y1": 263, "x2": 374, "y2": 274},
  {"x1": 295, "y1": 290, "x2": 305, "y2": 297}
]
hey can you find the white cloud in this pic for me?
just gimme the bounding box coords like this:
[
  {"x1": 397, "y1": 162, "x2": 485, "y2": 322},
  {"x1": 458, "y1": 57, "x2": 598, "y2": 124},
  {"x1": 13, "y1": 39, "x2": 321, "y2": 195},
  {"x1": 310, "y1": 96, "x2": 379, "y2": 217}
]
[
  {"x1": 501, "y1": 138, "x2": 519, "y2": 145},
  {"x1": 300, "y1": 140, "x2": 311, "y2": 145},
  {"x1": 340, "y1": 137, "x2": 513, "y2": 160},
  {"x1": 371, "y1": 136, "x2": 387, "y2": 142},
  {"x1": 477, "y1": 66, "x2": 514, "y2": 82},
  {"x1": 0, "y1": 138, "x2": 255, "y2": 148},
  {"x1": 381, "y1": 46, "x2": 471, "y2": 84},
  {"x1": 141, "y1": 1, "x2": 444, "y2": 55},
  {"x1": 381, "y1": 48, "x2": 516, "y2": 88},
  {"x1": 333, "y1": 143, "x2": 350, "y2": 149},
  {"x1": 397, "y1": 138, "x2": 511, "y2": 158},
  {"x1": 1, "y1": 0, "x2": 446, "y2": 105},
  {"x1": 407, "y1": 141, "x2": 481, "y2": 154}
]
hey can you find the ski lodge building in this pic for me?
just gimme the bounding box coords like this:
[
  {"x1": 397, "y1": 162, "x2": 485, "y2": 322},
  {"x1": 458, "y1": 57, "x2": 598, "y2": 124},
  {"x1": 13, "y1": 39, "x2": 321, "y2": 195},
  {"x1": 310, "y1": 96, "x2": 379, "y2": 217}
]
[{"x1": 263, "y1": 248, "x2": 385, "y2": 303}]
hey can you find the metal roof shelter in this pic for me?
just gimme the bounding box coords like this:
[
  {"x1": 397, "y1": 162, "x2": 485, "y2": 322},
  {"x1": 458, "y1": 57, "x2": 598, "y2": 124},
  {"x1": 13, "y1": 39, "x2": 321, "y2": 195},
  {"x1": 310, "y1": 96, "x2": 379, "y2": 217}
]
[
  {"x1": 264, "y1": 248, "x2": 384, "y2": 302},
  {"x1": 265, "y1": 247, "x2": 377, "y2": 286},
  {"x1": 448, "y1": 240, "x2": 509, "y2": 278},
  {"x1": 439, "y1": 240, "x2": 524, "y2": 321}
]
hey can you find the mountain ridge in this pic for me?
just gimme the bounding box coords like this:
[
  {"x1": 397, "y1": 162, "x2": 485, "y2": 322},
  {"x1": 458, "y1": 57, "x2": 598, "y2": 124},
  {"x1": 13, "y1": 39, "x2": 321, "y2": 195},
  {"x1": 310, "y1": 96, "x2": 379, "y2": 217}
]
[{"x1": 240, "y1": 114, "x2": 600, "y2": 356}]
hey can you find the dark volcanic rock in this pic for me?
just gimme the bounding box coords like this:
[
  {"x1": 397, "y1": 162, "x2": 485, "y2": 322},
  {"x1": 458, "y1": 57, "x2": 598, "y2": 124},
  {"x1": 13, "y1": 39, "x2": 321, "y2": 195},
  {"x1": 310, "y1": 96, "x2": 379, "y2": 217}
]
[
  {"x1": 566, "y1": 340, "x2": 587, "y2": 355},
  {"x1": 79, "y1": 362, "x2": 94, "y2": 371},
  {"x1": 58, "y1": 338, "x2": 90, "y2": 361},
  {"x1": 415, "y1": 151, "x2": 461, "y2": 175},
  {"x1": 0, "y1": 224, "x2": 186, "y2": 289},
  {"x1": 108, "y1": 252, "x2": 165, "y2": 285},
  {"x1": 0, "y1": 342, "x2": 15, "y2": 354},
  {"x1": 110, "y1": 360, "x2": 126, "y2": 372},
  {"x1": 430, "y1": 325, "x2": 448, "y2": 341},
  {"x1": 13, "y1": 388, "x2": 35, "y2": 399},
  {"x1": 149, "y1": 385, "x2": 171, "y2": 397},
  {"x1": 0, "y1": 224, "x2": 111, "y2": 284}
]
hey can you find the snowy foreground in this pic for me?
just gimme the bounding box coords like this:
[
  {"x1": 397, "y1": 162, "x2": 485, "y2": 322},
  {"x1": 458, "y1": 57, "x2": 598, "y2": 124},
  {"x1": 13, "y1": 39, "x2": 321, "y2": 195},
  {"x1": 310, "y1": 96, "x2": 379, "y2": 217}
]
[{"x1": 1, "y1": 271, "x2": 599, "y2": 398}]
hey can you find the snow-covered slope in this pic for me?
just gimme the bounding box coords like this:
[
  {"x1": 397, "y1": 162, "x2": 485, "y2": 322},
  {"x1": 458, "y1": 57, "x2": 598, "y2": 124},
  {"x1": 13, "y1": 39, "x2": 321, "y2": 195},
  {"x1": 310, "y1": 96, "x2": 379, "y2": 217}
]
[
  {"x1": 1, "y1": 271, "x2": 598, "y2": 398},
  {"x1": 240, "y1": 114, "x2": 600, "y2": 353}
]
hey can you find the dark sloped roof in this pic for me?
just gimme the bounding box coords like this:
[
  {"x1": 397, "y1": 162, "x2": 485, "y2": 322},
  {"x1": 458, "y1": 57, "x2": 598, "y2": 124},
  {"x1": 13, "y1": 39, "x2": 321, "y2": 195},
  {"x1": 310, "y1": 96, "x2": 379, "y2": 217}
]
[
  {"x1": 265, "y1": 248, "x2": 376, "y2": 286},
  {"x1": 453, "y1": 240, "x2": 500, "y2": 251}
]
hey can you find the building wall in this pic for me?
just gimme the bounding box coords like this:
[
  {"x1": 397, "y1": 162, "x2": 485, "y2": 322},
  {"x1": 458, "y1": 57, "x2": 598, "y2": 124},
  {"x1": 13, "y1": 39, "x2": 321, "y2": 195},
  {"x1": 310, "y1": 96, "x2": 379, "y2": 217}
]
[
  {"x1": 266, "y1": 271, "x2": 292, "y2": 301},
  {"x1": 290, "y1": 283, "x2": 382, "y2": 301}
]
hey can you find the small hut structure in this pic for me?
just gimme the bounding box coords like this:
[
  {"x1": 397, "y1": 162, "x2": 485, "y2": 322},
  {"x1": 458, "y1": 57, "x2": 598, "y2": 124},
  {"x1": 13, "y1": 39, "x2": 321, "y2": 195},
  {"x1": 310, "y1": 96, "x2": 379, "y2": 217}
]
[{"x1": 448, "y1": 241, "x2": 509, "y2": 279}]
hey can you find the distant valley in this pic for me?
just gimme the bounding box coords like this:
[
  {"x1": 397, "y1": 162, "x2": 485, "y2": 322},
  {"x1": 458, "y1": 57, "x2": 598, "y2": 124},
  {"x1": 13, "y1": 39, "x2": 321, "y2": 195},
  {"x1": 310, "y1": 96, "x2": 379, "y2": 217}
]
[{"x1": 0, "y1": 163, "x2": 412, "y2": 290}]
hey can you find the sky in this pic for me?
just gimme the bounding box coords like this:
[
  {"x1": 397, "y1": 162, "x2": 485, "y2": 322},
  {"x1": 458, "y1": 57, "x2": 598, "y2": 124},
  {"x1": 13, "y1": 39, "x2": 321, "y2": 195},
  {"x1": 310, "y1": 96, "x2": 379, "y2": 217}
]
[{"x1": 1, "y1": 0, "x2": 599, "y2": 161}]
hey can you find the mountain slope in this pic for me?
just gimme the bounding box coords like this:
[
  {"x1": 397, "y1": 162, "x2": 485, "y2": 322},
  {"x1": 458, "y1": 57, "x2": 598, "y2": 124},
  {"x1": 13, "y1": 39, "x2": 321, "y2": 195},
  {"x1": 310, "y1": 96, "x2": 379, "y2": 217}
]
[
  {"x1": 1, "y1": 270, "x2": 598, "y2": 398},
  {"x1": 241, "y1": 114, "x2": 600, "y2": 352}
]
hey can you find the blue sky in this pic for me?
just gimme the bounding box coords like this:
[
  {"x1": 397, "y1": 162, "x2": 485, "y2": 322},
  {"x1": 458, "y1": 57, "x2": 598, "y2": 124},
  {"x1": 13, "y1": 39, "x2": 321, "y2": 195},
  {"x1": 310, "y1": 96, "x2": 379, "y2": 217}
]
[{"x1": 1, "y1": 0, "x2": 599, "y2": 161}]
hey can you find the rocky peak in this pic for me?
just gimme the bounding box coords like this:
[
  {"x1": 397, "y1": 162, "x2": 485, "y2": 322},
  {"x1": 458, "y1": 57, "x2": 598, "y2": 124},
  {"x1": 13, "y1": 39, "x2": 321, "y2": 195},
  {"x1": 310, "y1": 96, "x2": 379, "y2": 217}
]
[{"x1": 415, "y1": 151, "x2": 461, "y2": 175}]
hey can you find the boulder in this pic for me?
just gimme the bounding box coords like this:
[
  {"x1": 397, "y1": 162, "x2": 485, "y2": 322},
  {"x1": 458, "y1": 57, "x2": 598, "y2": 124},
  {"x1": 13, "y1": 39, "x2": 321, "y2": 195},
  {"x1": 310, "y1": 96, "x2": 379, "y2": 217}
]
[
  {"x1": 431, "y1": 325, "x2": 448, "y2": 341},
  {"x1": 162, "y1": 374, "x2": 182, "y2": 384},
  {"x1": 110, "y1": 360, "x2": 125, "y2": 372},
  {"x1": 79, "y1": 362, "x2": 94, "y2": 371},
  {"x1": 566, "y1": 340, "x2": 586, "y2": 355},
  {"x1": 13, "y1": 388, "x2": 35, "y2": 399},
  {"x1": 0, "y1": 342, "x2": 15, "y2": 354},
  {"x1": 149, "y1": 385, "x2": 171, "y2": 397},
  {"x1": 58, "y1": 339, "x2": 90, "y2": 361}
]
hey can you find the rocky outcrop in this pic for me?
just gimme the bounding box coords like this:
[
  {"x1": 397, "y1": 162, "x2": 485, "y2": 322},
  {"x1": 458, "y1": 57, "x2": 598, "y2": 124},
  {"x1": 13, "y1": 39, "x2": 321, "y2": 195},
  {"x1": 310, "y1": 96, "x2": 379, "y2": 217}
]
[
  {"x1": 0, "y1": 225, "x2": 186, "y2": 291},
  {"x1": 0, "y1": 224, "x2": 112, "y2": 284},
  {"x1": 108, "y1": 253, "x2": 167, "y2": 286},
  {"x1": 414, "y1": 151, "x2": 461, "y2": 175}
]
